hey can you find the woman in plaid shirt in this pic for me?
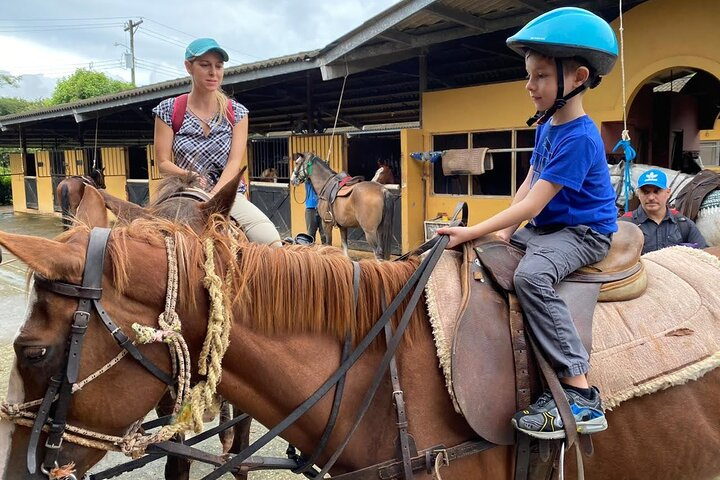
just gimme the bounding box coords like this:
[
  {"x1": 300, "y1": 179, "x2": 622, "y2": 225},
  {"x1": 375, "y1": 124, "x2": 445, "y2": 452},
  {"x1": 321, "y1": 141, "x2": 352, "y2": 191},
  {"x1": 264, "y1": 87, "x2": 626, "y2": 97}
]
[{"x1": 153, "y1": 38, "x2": 281, "y2": 246}]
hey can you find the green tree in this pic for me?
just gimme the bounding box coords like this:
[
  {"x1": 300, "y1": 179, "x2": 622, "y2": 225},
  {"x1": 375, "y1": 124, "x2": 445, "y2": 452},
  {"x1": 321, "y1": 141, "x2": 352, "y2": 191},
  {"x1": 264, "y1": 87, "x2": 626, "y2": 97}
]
[
  {"x1": 1, "y1": 74, "x2": 20, "y2": 87},
  {"x1": 49, "y1": 69, "x2": 133, "y2": 105},
  {"x1": 0, "y1": 97, "x2": 46, "y2": 116}
]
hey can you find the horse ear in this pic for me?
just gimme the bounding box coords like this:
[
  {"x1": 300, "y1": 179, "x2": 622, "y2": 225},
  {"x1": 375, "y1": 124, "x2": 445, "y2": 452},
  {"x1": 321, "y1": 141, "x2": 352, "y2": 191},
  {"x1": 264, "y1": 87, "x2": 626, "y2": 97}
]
[
  {"x1": 99, "y1": 190, "x2": 150, "y2": 224},
  {"x1": 75, "y1": 186, "x2": 108, "y2": 228},
  {"x1": 198, "y1": 172, "x2": 240, "y2": 220},
  {"x1": 0, "y1": 231, "x2": 84, "y2": 281}
]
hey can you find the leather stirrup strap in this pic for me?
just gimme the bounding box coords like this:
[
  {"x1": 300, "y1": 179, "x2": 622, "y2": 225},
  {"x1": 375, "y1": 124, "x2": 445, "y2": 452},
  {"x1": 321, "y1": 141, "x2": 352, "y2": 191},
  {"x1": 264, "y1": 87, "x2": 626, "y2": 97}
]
[
  {"x1": 383, "y1": 293, "x2": 416, "y2": 479},
  {"x1": 525, "y1": 330, "x2": 579, "y2": 448}
]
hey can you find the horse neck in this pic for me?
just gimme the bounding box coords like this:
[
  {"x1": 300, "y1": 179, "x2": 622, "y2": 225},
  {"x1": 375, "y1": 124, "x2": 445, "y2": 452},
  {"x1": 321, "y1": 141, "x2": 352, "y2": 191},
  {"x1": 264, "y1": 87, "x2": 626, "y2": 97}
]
[
  {"x1": 216, "y1": 304, "x2": 476, "y2": 471},
  {"x1": 308, "y1": 160, "x2": 335, "y2": 195}
]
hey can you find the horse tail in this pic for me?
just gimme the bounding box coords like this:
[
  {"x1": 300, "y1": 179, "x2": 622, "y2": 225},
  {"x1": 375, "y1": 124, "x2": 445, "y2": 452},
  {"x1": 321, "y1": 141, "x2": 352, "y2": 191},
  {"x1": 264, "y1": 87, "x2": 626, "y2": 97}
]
[
  {"x1": 378, "y1": 188, "x2": 396, "y2": 260},
  {"x1": 60, "y1": 184, "x2": 71, "y2": 231}
]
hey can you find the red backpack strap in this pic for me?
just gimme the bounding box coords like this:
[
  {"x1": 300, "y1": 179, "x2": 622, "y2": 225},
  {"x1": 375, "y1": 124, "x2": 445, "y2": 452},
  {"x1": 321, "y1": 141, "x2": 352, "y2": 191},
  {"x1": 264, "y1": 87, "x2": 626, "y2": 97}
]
[
  {"x1": 226, "y1": 98, "x2": 235, "y2": 126},
  {"x1": 171, "y1": 94, "x2": 189, "y2": 134}
]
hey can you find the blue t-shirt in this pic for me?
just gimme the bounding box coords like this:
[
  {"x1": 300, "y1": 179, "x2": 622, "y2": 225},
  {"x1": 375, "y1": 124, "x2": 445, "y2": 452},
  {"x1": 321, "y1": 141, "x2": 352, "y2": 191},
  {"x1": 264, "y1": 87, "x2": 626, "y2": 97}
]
[
  {"x1": 305, "y1": 182, "x2": 319, "y2": 209},
  {"x1": 529, "y1": 115, "x2": 618, "y2": 235}
]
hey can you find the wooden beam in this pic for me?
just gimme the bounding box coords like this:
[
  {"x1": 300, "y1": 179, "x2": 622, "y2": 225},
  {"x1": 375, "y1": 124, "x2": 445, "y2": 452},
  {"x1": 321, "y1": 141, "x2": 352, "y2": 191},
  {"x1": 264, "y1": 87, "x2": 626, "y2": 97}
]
[
  {"x1": 514, "y1": 0, "x2": 550, "y2": 12},
  {"x1": 424, "y1": 4, "x2": 489, "y2": 32},
  {"x1": 379, "y1": 29, "x2": 415, "y2": 46}
]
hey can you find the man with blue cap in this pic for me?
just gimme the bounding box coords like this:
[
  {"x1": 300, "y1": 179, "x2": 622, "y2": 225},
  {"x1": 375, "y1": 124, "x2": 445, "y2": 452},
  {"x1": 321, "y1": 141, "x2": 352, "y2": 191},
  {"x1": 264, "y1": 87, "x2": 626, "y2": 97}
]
[{"x1": 621, "y1": 168, "x2": 707, "y2": 253}]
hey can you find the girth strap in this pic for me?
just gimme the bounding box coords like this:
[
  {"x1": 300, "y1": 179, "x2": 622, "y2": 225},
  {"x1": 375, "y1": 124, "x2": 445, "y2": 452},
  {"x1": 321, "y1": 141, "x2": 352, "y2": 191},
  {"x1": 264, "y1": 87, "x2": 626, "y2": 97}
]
[{"x1": 329, "y1": 439, "x2": 496, "y2": 480}]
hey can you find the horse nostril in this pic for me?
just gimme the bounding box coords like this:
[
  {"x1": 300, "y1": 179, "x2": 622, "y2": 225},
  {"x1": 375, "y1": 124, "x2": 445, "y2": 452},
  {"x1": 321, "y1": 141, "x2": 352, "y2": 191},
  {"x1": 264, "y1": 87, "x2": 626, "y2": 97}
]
[{"x1": 24, "y1": 346, "x2": 48, "y2": 362}]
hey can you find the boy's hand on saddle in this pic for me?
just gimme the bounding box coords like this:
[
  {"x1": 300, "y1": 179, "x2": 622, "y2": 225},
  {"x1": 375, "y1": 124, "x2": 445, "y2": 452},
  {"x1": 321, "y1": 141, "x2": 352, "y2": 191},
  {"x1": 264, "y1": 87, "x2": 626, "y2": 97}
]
[{"x1": 436, "y1": 226, "x2": 472, "y2": 249}]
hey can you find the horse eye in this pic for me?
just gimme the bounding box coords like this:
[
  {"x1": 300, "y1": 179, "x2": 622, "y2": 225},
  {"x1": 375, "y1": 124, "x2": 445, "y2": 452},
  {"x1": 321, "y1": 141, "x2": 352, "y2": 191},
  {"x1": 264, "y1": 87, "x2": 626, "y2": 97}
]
[{"x1": 23, "y1": 346, "x2": 47, "y2": 362}]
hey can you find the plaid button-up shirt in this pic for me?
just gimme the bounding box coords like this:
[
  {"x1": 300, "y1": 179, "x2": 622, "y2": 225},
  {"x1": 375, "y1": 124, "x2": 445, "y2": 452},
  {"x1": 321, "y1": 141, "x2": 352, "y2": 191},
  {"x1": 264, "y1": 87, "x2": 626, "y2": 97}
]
[{"x1": 153, "y1": 97, "x2": 249, "y2": 187}]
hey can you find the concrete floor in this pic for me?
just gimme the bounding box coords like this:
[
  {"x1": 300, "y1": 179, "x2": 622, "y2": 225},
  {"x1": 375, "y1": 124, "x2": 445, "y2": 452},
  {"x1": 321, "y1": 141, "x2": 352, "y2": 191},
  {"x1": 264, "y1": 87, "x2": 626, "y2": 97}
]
[{"x1": 0, "y1": 207, "x2": 299, "y2": 479}]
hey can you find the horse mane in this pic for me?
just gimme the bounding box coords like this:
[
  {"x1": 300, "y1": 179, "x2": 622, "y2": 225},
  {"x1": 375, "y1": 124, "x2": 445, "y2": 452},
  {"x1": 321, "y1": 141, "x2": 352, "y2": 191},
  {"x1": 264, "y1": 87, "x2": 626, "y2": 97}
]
[
  {"x1": 145, "y1": 174, "x2": 210, "y2": 228},
  {"x1": 108, "y1": 216, "x2": 423, "y2": 343}
]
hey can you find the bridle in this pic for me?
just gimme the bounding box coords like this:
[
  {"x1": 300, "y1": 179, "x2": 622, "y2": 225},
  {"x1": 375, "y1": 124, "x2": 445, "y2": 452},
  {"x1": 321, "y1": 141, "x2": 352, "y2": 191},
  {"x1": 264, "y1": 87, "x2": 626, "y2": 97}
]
[
  {"x1": 12, "y1": 228, "x2": 175, "y2": 478},
  {"x1": 290, "y1": 153, "x2": 310, "y2": 186}
]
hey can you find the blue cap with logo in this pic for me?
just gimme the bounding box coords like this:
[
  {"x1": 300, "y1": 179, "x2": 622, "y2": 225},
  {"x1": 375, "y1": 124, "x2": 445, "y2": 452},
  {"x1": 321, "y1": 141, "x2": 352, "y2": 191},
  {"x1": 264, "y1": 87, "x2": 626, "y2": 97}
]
[
  {"x1": 637, "y1": 168, "x2": 668, "y2": 189},
  {"x1": 185, "y1": 38, "x2": 229, "y2": 62}
]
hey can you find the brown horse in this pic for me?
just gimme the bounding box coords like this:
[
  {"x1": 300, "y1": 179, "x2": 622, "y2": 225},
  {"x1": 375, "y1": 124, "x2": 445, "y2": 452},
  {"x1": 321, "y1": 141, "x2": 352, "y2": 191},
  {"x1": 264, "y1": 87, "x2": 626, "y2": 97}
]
[
  {"x1": 291, "y1": 152, "x2": 396, "y2": 260},
  {"x1": 1, "y1": 180, "x2": 720, "y2": 479},
  {"x1": 56, "y1": 175, "x2": 251, "y2": 480},
  {"x1": 55, "y1": 169, "x2": 106, "y2": 230}
]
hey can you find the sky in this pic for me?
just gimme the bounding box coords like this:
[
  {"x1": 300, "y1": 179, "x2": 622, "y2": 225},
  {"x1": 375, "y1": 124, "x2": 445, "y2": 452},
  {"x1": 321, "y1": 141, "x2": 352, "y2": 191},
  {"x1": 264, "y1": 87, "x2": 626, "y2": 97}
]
[{"x1": 0, "y1": 0, "x2": 399, "y2": 100}]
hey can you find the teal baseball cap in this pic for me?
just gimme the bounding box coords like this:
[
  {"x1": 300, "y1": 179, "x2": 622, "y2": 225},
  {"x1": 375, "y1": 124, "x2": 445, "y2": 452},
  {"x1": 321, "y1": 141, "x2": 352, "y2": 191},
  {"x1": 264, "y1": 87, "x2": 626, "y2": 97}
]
[
  {"x1": 185, "y1": 38, "x2": 229, "y2": 62},
  {"x1": 637, "y1": 169, "x2": 668, "y2": 189}
]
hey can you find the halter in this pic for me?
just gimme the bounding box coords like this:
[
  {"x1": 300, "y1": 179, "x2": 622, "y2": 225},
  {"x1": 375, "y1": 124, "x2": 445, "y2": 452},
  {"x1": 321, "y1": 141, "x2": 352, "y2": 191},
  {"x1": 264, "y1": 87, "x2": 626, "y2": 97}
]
[{"x1": 10, "y1": 228, "x2": 175, "y2": 478}]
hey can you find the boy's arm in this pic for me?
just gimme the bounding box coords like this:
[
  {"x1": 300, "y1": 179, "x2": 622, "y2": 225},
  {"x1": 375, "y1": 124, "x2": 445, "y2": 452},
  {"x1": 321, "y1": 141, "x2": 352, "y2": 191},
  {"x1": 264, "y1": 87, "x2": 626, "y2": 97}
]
[
  {"x1": 438, "y1": 178, "x2": 562, "y2": 248},
  {"x1": 495, "y1": 166, "x2": 534, "y2": 241}
]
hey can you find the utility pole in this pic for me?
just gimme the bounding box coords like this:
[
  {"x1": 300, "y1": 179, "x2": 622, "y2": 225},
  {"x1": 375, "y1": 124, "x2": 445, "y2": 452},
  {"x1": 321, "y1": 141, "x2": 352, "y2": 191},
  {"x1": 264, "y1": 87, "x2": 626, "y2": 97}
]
[{"x1": 124, "y1": 19, "x2": 143, "y2": 86}]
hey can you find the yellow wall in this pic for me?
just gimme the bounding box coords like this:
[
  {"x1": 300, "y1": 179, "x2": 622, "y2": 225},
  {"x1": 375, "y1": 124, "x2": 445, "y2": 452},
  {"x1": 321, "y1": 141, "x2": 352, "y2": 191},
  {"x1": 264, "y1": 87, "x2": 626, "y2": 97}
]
[
  {"x1": 33, "y1": 151, "x2": 55, "y2": 214},
  {"x1": 9, "y1": 153, "x2": 27, "y2": 213},
  {"x1": 288, "y1": 134, "x2": 346, "y2": 244},
  {"x1": 100, "y1": 147, "x2": 127, "y2": 200},
  {"x1": 420, "y1": 0, "x2": 720, "y2": 230},
  {"x1": 400, "y1": 129, "x2": 426, "y2": 250},
  {"x1": 64, "y1": 150, "x2": 84, "y2": 176},
  {"x1": 700, "y1": 118, "x2": 720, "y2": 142}
]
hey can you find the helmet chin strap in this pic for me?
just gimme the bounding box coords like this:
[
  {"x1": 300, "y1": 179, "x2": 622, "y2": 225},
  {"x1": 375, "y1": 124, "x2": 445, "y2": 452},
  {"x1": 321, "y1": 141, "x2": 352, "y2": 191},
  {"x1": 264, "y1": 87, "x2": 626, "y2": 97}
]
[{"x1": 526, "y1": 58, "x2": 591, "y2": 127}]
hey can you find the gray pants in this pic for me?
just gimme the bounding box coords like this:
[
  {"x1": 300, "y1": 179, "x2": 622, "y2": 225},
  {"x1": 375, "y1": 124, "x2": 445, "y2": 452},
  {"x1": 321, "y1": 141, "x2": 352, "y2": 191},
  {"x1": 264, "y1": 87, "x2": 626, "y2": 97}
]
[
  {"x1": 230, "y1": 192, "x2": 282, "y2": 247},
  {"x1": 511, "y1": 225, "x2": 612, "y2": 378},
  {"x1": 305, "y1": 207, "x2": 327, "y2": 244}
]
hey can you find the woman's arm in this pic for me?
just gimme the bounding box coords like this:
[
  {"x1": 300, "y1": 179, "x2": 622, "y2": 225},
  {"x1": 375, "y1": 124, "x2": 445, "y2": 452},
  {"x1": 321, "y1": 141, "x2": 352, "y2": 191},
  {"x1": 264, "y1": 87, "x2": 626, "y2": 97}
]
[
  {"x1": 211, "y1": 115, "x2": 249, "y2": 195},
  {"x1": 154, "y1": 117, "x2": 187, "y2": 177}
]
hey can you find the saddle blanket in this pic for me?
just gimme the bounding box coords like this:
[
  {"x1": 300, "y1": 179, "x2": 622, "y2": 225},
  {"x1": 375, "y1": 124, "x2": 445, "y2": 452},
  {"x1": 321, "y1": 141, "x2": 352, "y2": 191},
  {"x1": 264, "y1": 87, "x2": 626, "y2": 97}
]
[{"x1": 425, "y1": 246, "x2": 720, "y2": 412}]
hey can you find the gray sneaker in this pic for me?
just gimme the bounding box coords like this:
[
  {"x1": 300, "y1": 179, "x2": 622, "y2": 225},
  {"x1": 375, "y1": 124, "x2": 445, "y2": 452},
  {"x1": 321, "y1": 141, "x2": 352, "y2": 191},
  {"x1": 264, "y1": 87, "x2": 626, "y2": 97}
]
[{"x1": 511, "y1": 386, "x2": 608, "y2": 440}]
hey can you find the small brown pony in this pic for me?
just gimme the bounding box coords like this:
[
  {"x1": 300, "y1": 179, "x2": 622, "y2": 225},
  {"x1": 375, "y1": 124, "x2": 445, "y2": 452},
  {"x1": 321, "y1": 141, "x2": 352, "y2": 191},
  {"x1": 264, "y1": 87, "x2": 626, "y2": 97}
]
[
  {"x1": 291, "y1": 152, "x2": 396, "y2": 260},
  {"x1": 56, "y1": 169, "x2": 106, "y2": 230},
  {"x1": 2, "y1": 176, "x2": 720, "y2": 479}
]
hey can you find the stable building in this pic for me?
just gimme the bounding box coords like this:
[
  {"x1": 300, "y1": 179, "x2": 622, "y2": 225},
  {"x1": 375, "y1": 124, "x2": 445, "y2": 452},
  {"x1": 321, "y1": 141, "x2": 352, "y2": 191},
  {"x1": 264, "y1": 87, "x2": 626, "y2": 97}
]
[{"x1": 1, "y1": 0, "x2": 718, "y2": 253}]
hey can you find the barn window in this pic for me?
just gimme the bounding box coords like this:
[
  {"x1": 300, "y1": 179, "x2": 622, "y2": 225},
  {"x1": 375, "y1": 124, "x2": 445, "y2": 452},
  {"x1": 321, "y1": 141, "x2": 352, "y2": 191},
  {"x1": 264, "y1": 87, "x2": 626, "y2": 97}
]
[{"x1": 431, "y1": 129, "x2": 535, "y2": 197}]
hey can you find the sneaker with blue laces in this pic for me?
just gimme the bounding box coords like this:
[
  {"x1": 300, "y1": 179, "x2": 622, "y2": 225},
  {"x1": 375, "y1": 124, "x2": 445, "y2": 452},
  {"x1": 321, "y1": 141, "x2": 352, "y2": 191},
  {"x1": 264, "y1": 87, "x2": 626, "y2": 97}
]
[{"x1": 511, "y1": 386, "x2": 607, "y2": 439}]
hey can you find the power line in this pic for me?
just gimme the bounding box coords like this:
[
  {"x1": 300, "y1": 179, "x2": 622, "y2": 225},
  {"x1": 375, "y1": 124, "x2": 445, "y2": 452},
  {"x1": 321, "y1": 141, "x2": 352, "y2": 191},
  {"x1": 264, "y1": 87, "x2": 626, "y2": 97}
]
[
  {"x1": 140, "y1": 17, "x2": 262, "y2": 61},
  {"x1": 138, "y1": 27, "x2": 186, "y2": 48},
  {"x1": 0, "y1": 24, "x2": 123, "y2": 33},
  {"x1": 135, "y1": 58, "x2": 185, "y2": 73},
  {"x1": 0, "y1": 16, "x2": 138, "y2": 21}
]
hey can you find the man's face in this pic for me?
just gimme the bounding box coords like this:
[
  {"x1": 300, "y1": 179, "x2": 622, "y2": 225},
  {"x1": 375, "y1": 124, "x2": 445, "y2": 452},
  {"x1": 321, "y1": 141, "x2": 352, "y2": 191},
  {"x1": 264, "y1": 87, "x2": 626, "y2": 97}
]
[{"x1": 637, "y1": 185, "x2": 671, "y2": 215}]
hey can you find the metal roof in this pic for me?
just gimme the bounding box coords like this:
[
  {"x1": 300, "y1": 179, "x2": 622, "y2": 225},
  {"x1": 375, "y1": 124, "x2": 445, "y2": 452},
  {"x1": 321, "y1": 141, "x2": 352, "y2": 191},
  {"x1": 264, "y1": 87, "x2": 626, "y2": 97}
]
[{"x1": 0, "y1": 0, "x2": 647, "y2": 148}]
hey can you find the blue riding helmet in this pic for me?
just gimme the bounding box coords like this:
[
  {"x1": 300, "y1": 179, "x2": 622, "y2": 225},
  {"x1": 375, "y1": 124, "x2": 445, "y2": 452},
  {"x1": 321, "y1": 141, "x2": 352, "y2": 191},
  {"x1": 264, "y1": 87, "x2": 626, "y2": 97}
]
[
  {"x1": 506, "y1": 7, "x2": 618, "y2": 76},
  {"x1": 507, "y1": 7, "x2": 619, "y2": 126}
]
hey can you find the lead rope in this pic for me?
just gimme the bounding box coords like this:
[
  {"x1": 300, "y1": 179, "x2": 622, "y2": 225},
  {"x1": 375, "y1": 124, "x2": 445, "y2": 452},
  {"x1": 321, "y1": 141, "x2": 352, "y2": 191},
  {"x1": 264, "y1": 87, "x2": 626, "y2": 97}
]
[
  {"x1": 611, "y1": 0, "x2": 637, "y2": 213},
  {"x1": 0, "y1": 233, "x2": 239, "y2": 460},
  {"x1": 325, "y1": 61, "x2": 349, "y2": 163}
]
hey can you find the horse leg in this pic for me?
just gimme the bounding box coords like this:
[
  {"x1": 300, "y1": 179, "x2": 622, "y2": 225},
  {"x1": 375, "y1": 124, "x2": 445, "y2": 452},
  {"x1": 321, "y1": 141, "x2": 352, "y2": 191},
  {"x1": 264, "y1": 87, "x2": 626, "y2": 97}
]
[
  {"x1": 156, "y1": 389, "x2": 192, "y2": 480},
  {"x1": 227, "y1": 405, "x2": 252, "y2": 480},
  {"x1": 340, "y1": 227, "x2": 349, "y2": 256},
  {"x1": 218, "y1": 400, "x2": 234, "y2": 453}
]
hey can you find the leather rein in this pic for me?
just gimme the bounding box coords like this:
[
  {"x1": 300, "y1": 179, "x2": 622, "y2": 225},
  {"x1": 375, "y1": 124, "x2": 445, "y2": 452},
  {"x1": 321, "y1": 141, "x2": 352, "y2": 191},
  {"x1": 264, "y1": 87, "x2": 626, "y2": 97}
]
[{"x1": 11, "y1": 202, "x2": 497, "y2": 479}]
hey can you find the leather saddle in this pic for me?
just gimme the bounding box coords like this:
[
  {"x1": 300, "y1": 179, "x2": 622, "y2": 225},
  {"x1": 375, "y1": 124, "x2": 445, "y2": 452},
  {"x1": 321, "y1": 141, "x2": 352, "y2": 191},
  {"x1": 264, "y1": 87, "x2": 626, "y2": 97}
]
[
  {"x1": 451, "y1": 222, "x2": 646, "y2": 445},
  {"x1": 322, "y1": 173, "x2": 365, "y2": 204}
]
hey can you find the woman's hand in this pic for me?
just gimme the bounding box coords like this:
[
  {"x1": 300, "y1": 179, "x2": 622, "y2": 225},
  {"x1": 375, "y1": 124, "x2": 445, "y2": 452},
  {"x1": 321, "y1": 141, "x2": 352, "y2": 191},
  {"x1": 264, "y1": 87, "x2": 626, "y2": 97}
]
[{"x1": 435, "y1": 226, "x2": 473, "y2": 249}]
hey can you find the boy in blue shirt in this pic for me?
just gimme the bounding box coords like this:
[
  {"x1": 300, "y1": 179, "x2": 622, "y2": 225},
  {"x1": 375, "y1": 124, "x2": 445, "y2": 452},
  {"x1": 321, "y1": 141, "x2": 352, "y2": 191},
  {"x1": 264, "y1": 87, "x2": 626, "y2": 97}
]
[{"x1": 438, "y1": 7, "x2": 618, "y2": 439}]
